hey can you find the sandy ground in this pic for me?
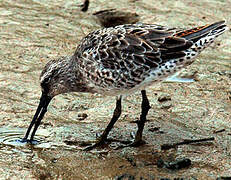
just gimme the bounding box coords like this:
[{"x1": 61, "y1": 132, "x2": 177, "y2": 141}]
[{"x1": 0, "y1": 0, "x2": 231, "y2": 179}]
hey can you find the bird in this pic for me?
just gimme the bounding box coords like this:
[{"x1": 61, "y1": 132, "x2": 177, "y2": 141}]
[{"x1": 21, "y1": 21, "x2": 228, "y2": 150}]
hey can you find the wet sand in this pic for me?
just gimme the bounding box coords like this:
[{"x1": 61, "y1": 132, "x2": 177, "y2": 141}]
[{"x1": 0, "y1": 0, "x2": 231, "y2": 179}]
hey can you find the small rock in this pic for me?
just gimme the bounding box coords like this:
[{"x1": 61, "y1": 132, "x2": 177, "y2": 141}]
[
  {"x1": 51, "y1": 158, "x2": 58, "y2": 163},
  {"x1": 77, "y1": 113, "x2": 88, "y2": 120},
  {"x1": 157, "y1": 158, "x2": 191, "y2": 170}
]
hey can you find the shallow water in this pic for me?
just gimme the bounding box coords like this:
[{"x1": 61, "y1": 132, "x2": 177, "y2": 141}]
[
  {"x1": 0, "y1": 0, "x2": 231, "y2": 179},
  {"x1": 0, "y1": 128, "x2": 30, "y2": 146}
]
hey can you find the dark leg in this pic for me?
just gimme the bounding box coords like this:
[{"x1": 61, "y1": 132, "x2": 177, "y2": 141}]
[
  {"x1": 132, "y1": 90, "x2": 151, "y2": 146},
  {"x1": 84, "y1": 96, "x2": 122, "y2": 150}
]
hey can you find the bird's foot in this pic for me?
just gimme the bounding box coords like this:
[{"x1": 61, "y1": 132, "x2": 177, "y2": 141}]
[
  {"x1": 114, "y1": 132, "x2": 146, "y2": 149},
  {"x1": 84, "y1": 133, "x2": 131, "y2": 151},
  {"x1": 19, "y1": 138, "x2": 29, "y2": 143},
  {"x1": 84, "y1": 137, "x2": 107, "y2": 151},
  {"x1": 17, "y1": 138, "x2": 38, "y2": 145},
  {"x1": 129, "y1": 139, "x2": 146, "y2": 147},
  {"x1": 115, "y1": 139, "x2": 146, "y2": 150}
]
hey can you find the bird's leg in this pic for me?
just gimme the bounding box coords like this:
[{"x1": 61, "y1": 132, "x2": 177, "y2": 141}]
[
  {"x1": 84, "y1": 96, "x2": 122, "y2": 150},
  {"x1": 131, "y1": 90, "x2": 151, "y2": 146},
  {"x1": 97, "y1": 95, "x2": 122, "y2": 142},
  {"x1": 115, "y1": 90, "x2": 151, "y2": 150}
]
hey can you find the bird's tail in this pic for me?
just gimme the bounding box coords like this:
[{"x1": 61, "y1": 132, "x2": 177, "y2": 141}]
[
  {"x1": 174, "y1": 21, "x2": 228, "y2": 53},
  {"x1": 175, "y1": 21, "x2": 228, "y2": 42}
]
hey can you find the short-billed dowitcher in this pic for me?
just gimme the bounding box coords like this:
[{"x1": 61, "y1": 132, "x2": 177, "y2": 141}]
[{"x1": 21, "y1": 21, "x2": 228, "y2": 149}]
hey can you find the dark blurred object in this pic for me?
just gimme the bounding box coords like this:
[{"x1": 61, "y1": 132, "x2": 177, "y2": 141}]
[
  {"x1": 217, "y1": 177, "x2": 231, "y2": 180},
  {"x1": 80, "y1": 0, "x2": 89, "y2": 12},
  {"x1": 213, "y1": 129, "x2": 225, "y2": 134},
  {"x1": 157, "y1": 158, "x2": 191, "y2": 170},
  {"x1": 161, "y1": 137, "x2": 215, "y2": 150},
  {"x1": 93, "y1": 9, "x2": 140, "y2": 28}
]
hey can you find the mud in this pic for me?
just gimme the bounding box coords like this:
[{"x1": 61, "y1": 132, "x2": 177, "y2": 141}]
[{"x1": 0, "y1": 0, "x2": 231, "y2": 179}]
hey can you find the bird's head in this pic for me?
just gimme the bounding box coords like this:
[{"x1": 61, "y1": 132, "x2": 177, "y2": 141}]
[
  {"x1": 40, "y1": 56, "x2": 75, "y2": 98},
  {"x1": 22, "y1": 56, "x2": 78, "y2": 142}
]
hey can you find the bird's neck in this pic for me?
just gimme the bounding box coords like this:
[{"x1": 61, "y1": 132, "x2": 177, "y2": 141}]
[{"x1": 60, "y1": 56, "x2": 90, "y2": 94}]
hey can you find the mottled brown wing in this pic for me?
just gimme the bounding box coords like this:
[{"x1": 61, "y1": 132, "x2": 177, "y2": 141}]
[
  {"x1": 115, "y1": 27, "x2": 193, "y2": 70},
  {"x1": 75, "y1": 25, "x2": 193, "y2": 89},
  {"x1": 77, "y1": 25, "x2": 192, "y2": 71}
]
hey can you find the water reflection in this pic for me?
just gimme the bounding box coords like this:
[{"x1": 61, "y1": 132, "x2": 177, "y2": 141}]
[{"x1": 0, "y1": 128, "x2": 45, "y2": 147}]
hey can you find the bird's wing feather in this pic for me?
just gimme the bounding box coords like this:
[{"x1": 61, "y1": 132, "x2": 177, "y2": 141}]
[{"x1": 76, "y1": 24, "x2": 192, "y2": 72}]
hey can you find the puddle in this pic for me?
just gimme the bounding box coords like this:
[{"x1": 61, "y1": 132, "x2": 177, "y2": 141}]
[
  {"x1": 0, "y1": 127, "x2": 45, "y2": 147},
  {"x1": 0, "y1": 127, "x2": 84, "y2": 154}
]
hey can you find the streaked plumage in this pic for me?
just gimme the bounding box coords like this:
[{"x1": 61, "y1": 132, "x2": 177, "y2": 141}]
[{"x1": 22, "y1": 21, "x2": 228, "y2": 148}]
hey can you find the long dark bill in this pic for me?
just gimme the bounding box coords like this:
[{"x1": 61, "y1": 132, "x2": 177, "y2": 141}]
[{"x1": 22, "y1": 92, "x2": 52, "y2": 143}]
